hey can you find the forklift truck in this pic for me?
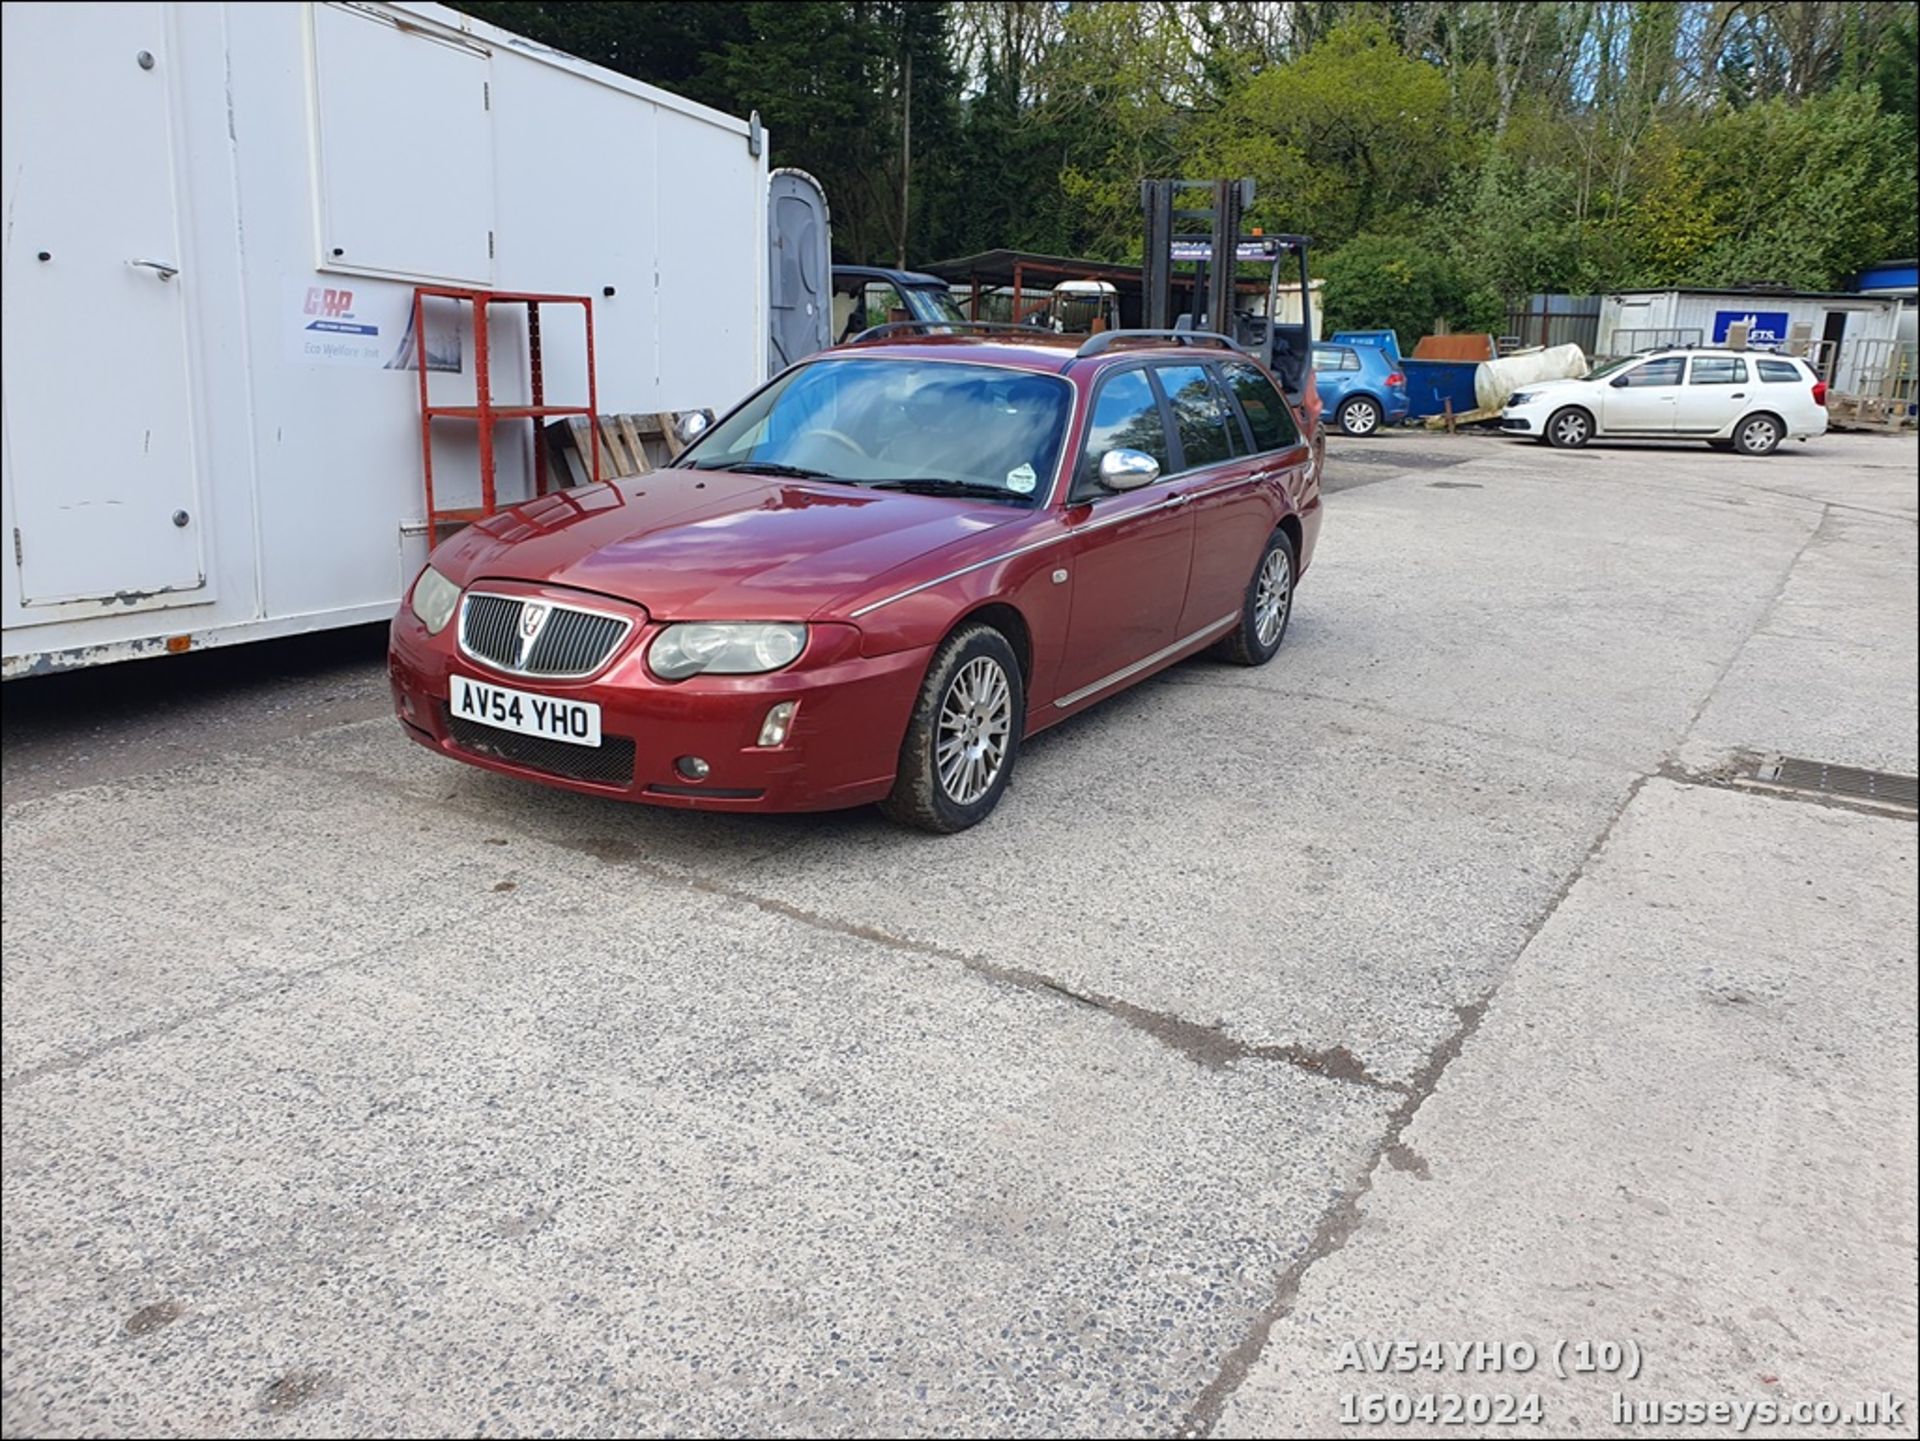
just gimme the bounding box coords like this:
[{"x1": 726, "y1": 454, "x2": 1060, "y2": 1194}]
[{"x1": 1140, "y1": 178, "x2": 1314, "y2": 408}]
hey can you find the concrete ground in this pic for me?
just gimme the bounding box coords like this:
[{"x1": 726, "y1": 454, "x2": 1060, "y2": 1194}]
[{"x1": 3, "y1": 428, "x2": 1915, "y2": 1438}]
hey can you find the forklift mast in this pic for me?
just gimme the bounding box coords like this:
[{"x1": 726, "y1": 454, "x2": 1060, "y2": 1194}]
[{"x1": 1140, "y1": 179, "x2": 1313, "y2": 402}]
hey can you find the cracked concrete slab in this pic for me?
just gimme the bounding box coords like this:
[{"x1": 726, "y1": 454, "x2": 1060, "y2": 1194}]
[{"x1": 1212, "y1": 780, "x2": 1918, "y2": 1439}]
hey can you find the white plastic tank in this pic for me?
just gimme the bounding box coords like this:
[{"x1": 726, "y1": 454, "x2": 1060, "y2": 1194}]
[{"x1": 1475, "y1": 344, "x2": 1590, "y2": 411}]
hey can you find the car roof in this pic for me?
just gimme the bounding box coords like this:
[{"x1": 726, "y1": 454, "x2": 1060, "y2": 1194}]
[
  {"x1": 832, "y1": 264, "x2": 951, "y2": 290},
  {"x1": 1639, "y1": 347, "x2": 1799, "y2": 360},
  {"x1": 833, "y1": 331, "x2": 1262, "y2": 376}
]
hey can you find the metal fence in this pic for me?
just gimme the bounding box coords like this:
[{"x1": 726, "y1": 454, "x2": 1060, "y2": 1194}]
[
  {"x1": 1504, "y1": 294, "x2": 1601, "y2": 355},
  {"x1": 1603, "y1": 327, "x2": 1706, "y2": 357}
]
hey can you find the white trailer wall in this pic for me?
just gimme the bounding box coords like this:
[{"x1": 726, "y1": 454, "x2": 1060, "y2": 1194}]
[
  {"x1": 2, "y1": 2, "x2": 768, "y2": 677},
  {"x1": 1598, "y1": 290, "x2": 1900, "y2": 390}
]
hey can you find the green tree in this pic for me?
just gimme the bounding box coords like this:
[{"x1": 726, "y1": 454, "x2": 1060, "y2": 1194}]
[{"x1": 1319, "y1": 232, "x2": 1470, "y2": 340}]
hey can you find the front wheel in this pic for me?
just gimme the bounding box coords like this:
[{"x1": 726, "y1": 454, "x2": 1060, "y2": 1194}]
[
  {"x1": 1546, "y1": 407, "x2": 1593, "y2": 448},
  {"x1": 1733, "y1": 413, "x2": 1782, "y2": 456},
  {"x1": 1213, "y1": 528, "x2": 1297, "y2": 666},
  {"x1": 880, "y1": 624, "x2": 1024, "y2": 833},
  {"x1": 1338, "y1": 396, "x2": 1381, "y2": 437}
]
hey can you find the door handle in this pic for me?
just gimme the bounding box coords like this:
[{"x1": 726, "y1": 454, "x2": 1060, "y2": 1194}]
[
  {"x1": 128, "y1": 258, "x2": 180, "y2": 281},
  {"x1": 1164, "y1": 491, "x2": 1191, "y2": 509},
  {"x1": 1730, "y1": 392, "x2": 1747, "y2": 399}
]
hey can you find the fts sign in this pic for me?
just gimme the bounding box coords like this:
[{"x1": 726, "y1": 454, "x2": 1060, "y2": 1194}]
[{"x1": 1712, "y1": 310, "x2": 1791, "y2": 347}]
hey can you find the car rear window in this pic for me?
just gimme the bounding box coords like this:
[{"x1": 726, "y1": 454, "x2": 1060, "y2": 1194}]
[
  {"x1": 1157, "y1": 363, "x2": 1238, "y2": 470},
  {"x1": 1079, "y1": 369, "x2": 1171, "y2": 496},
  {"x1": 679, "y1": 357, "x2": 1072, "y2": 502},
  {"x1": 1221, "y1": 362, "x2": 1301, "y2": 452},
  {"x1": 1756, "y1": 358, "x2": 1805, "y2": 383},
  {"x1": 1688, "y1": 356, "x2": 1747, "y2": 385}
]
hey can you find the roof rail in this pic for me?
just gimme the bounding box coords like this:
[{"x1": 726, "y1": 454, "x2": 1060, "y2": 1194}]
[
  {"x1": 848, "y1": 320, "x2": 1043, "y2": 344},
  {"x1": 1074, "y1": 328, "x2": 1243, "y2": 358}
]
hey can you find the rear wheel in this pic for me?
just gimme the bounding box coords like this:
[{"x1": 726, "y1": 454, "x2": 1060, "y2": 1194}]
[
  {"x1": 1212, "y1": 528, "x2": 1297, "y2": 666},
  {"x1": 1547, "y1": 407, "x2": 1593, "y2": 448},
  {"x1": 880, "y1": 624, "x2": 1023, "y2": 833},
  {"x1": 1733, "y1": 412, "x2": 1783, "y2": 456},
  {"x1": 1337, "y1": 395, "x2": 1381, "y2": 437}
]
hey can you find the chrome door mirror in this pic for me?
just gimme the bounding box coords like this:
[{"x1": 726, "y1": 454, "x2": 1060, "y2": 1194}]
[
  {"x1": 1098, "y1": 448, "x2": 1160, "y2": 491},
  {"x1": 673, "y1": 410, "x2": 712, "y2": 446}
]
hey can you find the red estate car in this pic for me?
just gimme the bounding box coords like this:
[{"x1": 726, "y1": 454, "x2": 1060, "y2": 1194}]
[{"x1": 389, "y1": 328, "x2": 1321, "y2": 831}]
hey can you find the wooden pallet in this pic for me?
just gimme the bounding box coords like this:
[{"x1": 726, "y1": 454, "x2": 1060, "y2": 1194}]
[{"x1": 544, "y1": 410, "x2": 711, "y2": 487}]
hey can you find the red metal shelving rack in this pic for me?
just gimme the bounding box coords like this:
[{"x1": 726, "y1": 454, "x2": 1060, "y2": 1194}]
[{"x1": 413, "y1": 286, "x2": 600, "y2": 533}]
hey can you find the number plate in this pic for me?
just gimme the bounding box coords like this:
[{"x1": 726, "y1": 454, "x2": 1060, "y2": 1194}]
[{"x1": 449, "y1": 674, "x2": 601, "y2": 747}]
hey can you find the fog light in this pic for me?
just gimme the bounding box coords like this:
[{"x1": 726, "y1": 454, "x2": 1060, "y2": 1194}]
[
  {"x1": 758, "y1": 700, "x2": 798, "y2": 747},
  {"x1": 675, "y1": 755, "x2": 710, "y2": 781}
]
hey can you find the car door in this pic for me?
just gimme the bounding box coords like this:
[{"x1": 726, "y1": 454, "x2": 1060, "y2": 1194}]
[
  {"x1": 1165, "y1": 361, "x2": 1285, "y2": 636},
  {"x1": 1675, "y1": 354, "x2": 1749, "y2": 433},
  {"x1": 1055, "y1": 366, "x2": 1195, "y2": 706},
  {"x1": 1599, "y1": 355, "x2": 1685, "y2": 432},
  {"x1": 1311, "y1": 345, "x2": 1355, "y2": 408}
]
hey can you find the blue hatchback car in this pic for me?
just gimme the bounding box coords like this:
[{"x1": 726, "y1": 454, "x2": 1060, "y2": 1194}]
[{"x1": 1312, "y1": 342, "x2": 1410, "y2": 436}]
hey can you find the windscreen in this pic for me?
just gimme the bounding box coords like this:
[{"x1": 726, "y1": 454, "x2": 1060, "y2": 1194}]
[{"x1": 679, "y1": 358, "x2": 1073, "y2": 504}]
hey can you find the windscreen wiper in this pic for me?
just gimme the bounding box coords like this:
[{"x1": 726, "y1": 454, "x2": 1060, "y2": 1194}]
[
  {"x1": 687, "y1": 459, "x2": 844, "y2": 480},
  {"x1": 861, "y1": 478, "x2": 1031, "y2": 503}
]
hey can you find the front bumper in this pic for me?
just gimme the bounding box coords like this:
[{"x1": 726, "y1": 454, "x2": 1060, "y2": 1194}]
[
  {"x1": 1498, "y1": 414, "x2": 1534, "y2": 432},
  {"x1": 388, "y1": 588, "x2": 930, "y2": 813}
]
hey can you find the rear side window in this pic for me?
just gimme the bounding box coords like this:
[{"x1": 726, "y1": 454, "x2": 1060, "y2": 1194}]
[
  {"x1": 1312, "y1": 347, "x2": 1357, "y2": 373},
  {"x1": 1756, "y1": 358, "x2": 1804, "y2": 383},
  {"x1": 1158, "y1": 363, "x2": 1238, "y2": 470},
  {"x1": 1078, "y1": 369, "x2": 1170, "y2": 497},
  {"x1": 1221, "y1": 362, "x2": 1301, "y2": 452},
  {"x1": 1619, "y1": 357, "x2": 1684, "y2": 387},
  {"x1": 1689, "y1": 357, "x2": 1747, "y2": 385}
]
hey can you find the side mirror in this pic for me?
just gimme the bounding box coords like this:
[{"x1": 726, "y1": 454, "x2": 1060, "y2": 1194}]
[
  {"x1": 1610, "y1": 376, "x2": 1630, "y2": 389},
  {"x1": 673, "y1": 410, "x2": 712, "y2": 446},
  {"x1": 1098, "y1": 448, "x2": 1160, "y2": 491}
]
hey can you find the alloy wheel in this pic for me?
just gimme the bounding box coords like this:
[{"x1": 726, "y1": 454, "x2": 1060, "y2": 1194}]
[
  {"x1": 1255, "y1": 546, "x2": 1293, "y2": 647},
  {"x1": 1342, "y1": 399, "x2": 1379, "y2": 436},
  {"x1": 936, "y1": 656, "x2": 1012, "y2": 805}
]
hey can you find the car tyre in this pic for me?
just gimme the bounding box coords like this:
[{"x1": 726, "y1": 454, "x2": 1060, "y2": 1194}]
[
  {"x1": 1338, "y1": 395, "x2": 1381, "y2": 437},
  {"x1": 1212, "y1": 527, "x2": 1297, "y2": 667},
  {"x1": 1733, "y1": 412, "x2": 1783, "y2": 456},
  {"x1": 880, "y1": 623, "x2": 1024, "y2": 833},
  {"x1": 1546, "y1": 406, "x2": 1593, "y2": 448}
]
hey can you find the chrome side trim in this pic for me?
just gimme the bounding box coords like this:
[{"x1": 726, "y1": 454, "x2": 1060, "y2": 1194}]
[
  {"x1": 456, "y1": 590, "x2": 637, "y2": 681},
  {"x1": 848, "y1": 491, "x2": 1198, "y2": 619},
  {"x1": 1051, "y1": 612, "x2": 1239, "y2": 709}
]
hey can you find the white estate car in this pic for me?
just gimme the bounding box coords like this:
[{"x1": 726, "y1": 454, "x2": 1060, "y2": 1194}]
[{"x1": 1500, "y1": 349, "x2": 1829, "y2": 455}]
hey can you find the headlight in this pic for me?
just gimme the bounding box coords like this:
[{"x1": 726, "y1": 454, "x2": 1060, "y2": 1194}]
[
  {"x1": 648, "y1": 622, "x2": 808, "y2": 680},
  {"x1": 1507, "y1": 391, "x2": 1536, "y2": 407},
  {"x1": 409, "y1": 564, "x2": 460, "y2": 634}
]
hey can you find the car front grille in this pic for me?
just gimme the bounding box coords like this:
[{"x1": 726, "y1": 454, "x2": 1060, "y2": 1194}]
[
  {"x1": 460, "y1": 593, "x2": 632, "y2": 678},
  {"x1": 448, "y1": 716, "x2": 637, "y2": 788}
]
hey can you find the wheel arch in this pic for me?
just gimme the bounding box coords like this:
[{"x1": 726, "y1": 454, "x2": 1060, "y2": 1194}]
[{"x1": 949, "y1": 601, "x2": 1032, "y2": 687}]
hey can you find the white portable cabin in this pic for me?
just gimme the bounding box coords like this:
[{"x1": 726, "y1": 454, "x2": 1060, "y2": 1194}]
[
  {"x1": 1596, "y1": 288, "x2": 1903, "y2": 389},
  {"x1": 2, "y1": 1, "x2": 769, "y2": 678}
]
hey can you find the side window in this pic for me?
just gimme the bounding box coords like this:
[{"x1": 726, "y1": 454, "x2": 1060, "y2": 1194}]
[
  {"x1": 1688, "y1": 356, "x2": 1747, "y2": 385},
  {"x1": 1158, "y1": 363, "x2": 1237, "y2": 471},
  {"x1": 1756, "y1": 358, "x2": 1802, "y2": 383},
  {"x1": 1342, "y1": 348, "x2": 1362, "y2": 371},
  {"x1": 1618, "y1": 357, "x2": 1685, "y2": 387},
  {"x1": 864, "y1": 283, "x2": 908, "y2": 328},
  {"x1": 1311, "y1": 347, "x2": 1343, "y2": 373},
  {"x1": 1222, "y1": 361, "x2": 1301, "y2": 451},
  {"x1": 1077, "y1": 369, "x2": 1170, "y2": 500}
]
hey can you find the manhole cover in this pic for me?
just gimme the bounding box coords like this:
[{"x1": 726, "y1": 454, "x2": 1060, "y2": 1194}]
[{"x1": 1745, "y1": 755, "x2": 1918, "y2": 812}]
